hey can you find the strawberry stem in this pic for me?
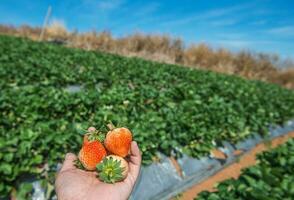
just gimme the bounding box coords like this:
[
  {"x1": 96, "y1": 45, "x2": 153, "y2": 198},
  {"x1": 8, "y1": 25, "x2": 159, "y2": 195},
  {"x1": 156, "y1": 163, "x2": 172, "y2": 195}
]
[
  {"x1": 87, "y1": 129, "x2": 105, "y2": 142},
  {"x1": 107, "y1": 122, "x2": 116, "y2": 130}
]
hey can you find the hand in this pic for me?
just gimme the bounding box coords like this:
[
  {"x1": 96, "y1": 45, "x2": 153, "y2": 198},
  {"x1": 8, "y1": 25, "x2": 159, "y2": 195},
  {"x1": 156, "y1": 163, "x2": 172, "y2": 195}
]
[{"x1": 55, "y1": 141, "x2": 141, "y2": 200}]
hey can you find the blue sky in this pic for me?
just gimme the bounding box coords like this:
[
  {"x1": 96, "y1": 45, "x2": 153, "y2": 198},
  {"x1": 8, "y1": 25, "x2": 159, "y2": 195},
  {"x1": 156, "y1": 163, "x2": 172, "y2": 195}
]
[{"x1": 0, "y1": 0, "x2": 293, "y2": 59}]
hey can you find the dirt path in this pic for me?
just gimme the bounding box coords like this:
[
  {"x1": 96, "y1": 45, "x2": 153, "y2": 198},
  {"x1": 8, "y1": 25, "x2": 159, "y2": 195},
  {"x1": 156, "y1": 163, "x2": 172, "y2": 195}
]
[{"x1": 178, "y1": 131, "x2": 294, "y2": 200}]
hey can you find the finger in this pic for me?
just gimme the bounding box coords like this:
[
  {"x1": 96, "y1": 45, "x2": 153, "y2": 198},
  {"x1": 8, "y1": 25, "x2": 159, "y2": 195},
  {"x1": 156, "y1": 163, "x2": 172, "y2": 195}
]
[
  {"x1": 60, "y1": 153, "x2": 77, "y2": 172},
  {"x1": 130, "y1": 141, "x2": 141, "y2": 165},
  {"x1": 128, "y1": 141, "x2": 142, "y2": 179}
]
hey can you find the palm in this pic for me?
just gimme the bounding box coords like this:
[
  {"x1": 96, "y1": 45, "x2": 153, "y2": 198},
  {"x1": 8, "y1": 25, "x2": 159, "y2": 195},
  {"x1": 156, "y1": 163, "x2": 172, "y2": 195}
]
[{"x1": 55, "y1": 142, "x2": 141, "y2": 200}]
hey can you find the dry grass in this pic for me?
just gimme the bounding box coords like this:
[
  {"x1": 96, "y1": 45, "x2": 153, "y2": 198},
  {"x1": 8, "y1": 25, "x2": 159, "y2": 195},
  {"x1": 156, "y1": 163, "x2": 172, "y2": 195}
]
[
  {"x1": 0, "y1": 24, "x2": 293, "y2": 88},
  {"x1": 269, "y1": 68, "x2": 294, "y2": 89},
  {"x1": 45, "y1": 20, "x2": 68, "y2": 40}
]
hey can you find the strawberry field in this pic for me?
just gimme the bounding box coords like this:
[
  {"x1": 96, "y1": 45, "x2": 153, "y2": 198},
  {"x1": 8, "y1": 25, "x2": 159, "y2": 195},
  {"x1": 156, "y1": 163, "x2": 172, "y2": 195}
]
[
  {"x1": 0, "y1": 35, "x2": 294, "y2": 198},
  {"x1": 197, "y1": 138, "x2": 294, "y2": 199}
]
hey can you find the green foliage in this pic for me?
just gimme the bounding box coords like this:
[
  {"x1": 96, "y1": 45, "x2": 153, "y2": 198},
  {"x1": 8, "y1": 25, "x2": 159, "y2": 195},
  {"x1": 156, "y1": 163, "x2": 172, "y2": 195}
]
[
  {"x1": 197, "y1": 139, "x2": 294, "y2": 200},
  {"x1": 16, "y1": 182, "x2": 33, "y2": 200},
  {"x1": 0, "y1": 35, "x2": 294, "y2": 197}
]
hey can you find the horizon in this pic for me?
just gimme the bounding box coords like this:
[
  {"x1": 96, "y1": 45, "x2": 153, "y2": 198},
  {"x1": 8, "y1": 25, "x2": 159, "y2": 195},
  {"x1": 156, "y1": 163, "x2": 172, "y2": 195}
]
[{"x1": 0, "y1": 0, "x2": 293, "y2": 60}]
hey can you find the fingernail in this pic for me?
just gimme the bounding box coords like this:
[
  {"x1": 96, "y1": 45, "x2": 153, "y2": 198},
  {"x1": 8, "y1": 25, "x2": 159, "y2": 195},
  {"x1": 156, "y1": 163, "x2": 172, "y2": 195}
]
[
  {"x1": 65, "y1": 153, "x2": 76, "y2": 160},
  {"x1": 133, "y1": 141, "x2": 138, "y2": 146},
  {"x1": 65, "y1": 153, "x2": 70, "y2": 159}
]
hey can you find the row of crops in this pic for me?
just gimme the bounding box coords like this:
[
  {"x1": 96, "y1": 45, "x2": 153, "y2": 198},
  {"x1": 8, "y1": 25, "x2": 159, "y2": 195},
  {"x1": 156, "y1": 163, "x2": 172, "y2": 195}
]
[
  {"x1": 197, "y1": 139, "x2": 294, "y2": 200},
  {"x1": 0, "y1": 35, "x2": 294, "y2": 197}
]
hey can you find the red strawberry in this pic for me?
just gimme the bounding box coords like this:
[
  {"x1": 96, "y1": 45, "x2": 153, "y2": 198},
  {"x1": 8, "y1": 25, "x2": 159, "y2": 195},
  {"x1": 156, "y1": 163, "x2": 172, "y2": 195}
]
[
  {"x1": 78, "y1": 127, "x2": 107, "y2": 170},
  {"x1": 104, "y1": 126, "x2": 132, "y2": 157},
  {"x1": 78, "y1": 140, "x2": 107, "y2": 170}
]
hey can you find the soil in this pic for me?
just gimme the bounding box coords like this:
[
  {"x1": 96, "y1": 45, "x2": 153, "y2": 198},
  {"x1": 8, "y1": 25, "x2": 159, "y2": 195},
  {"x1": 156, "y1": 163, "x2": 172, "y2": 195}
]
[
  {"x1": 177, "y1": 131, "x2": 294, "y2": 200},
  {"x1": 170, "y1": 156, "x2": 184, "y2": 178}
]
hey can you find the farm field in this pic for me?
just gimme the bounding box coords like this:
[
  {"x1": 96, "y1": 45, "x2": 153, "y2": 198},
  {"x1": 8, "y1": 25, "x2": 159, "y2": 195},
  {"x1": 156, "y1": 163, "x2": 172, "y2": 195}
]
[
  {"x1": 0, "y1": 35, "x2": 294, "y2": 198},
  {"x1": 1, "y1": 24, "x2": 294, "y2": 89},
  {"x1": 197, "y1": 138, "x2": 294, "y2": 200}
]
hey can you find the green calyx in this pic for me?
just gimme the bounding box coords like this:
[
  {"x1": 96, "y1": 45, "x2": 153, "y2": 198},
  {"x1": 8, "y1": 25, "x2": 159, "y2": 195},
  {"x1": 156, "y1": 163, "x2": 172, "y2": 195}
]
[
  {"x1": 74, "y1": 159, "x2": 86, "y2": 170},
  {"x1": 86, "y1": 130, "x2": 105, "y2": 142},
  {"x1": 96, "y1": 157, "x2": 125, "y2": 183}
]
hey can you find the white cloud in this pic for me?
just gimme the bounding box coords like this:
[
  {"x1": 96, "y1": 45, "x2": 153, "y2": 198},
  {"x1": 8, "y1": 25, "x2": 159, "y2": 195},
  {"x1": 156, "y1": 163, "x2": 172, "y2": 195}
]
[
  {"x1": 81, "y1": 0, "x2": 124, "y2": 10},
  {"x1": 268, "y1": 26, "x2": 294, "y2": 37},
  {"x1": 217, "y1": 33, "x2": 247, "y2": 40},
  {"x1": 160, "y1": 3, "x2": 253, "y2": 27},
  {"x1": 97, "y1": 0, "x2": 124, "y2": 10},
  {"x1": 251, "y1": 20, "x2": 267, "y2": 25},
  {"x1": 216, "y1": 39, "x2": 252, "y2": 48},
  {"x1": 133, "y1": 2, "x2": 160, "y2": 17},
  {"x1": 215, "y1": 39, "x2": 274, "y2": 49},
  {"x1": 209, "y1": 19, "x2": 238, "y2": 27}
]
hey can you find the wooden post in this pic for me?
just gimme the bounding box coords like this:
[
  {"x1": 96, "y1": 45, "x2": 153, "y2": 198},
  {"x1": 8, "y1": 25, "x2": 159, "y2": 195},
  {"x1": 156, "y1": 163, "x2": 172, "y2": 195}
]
[{"x1": 39, "y1": 6, "x2": 52, "y2": 41}]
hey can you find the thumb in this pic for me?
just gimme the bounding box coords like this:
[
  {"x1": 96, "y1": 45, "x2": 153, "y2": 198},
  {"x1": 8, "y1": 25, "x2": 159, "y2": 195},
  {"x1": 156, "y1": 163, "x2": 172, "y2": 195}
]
[
  {"x1": 128, "y1": 141, "x2": 142, "y2": 180},
  {"x1": 60, "y1": 153, "x2": 77, "y2": 172}
]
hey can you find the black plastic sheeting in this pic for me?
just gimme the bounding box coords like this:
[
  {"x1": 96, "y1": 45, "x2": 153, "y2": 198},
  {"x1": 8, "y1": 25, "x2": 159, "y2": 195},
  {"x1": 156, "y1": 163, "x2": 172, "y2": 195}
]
[
  {"x1": 130, "y1": 153, "x2": 181, "y2": 200},
  {"x1": 27, "y1": 119, "x2": 294, "y2": 200},
  {"x1": 130, "y1": 119, "x2": 294, "y2": 200}
]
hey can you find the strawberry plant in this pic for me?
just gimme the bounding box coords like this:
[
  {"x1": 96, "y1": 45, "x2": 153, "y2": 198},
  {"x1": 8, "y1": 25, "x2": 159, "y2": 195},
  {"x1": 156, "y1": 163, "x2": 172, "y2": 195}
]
[
  {"x1": 0, "y1": 35, "x2": 294, "y2": 197},
  {"x1": 197, "y1": 139, "x2": 294, "y2": 199}
]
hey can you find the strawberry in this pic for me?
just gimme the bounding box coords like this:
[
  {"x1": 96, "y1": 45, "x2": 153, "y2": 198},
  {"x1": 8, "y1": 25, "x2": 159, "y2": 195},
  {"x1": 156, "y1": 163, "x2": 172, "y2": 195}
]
[
  {"x1": 96, "y1": 155, "x2": 129, "y2": 183},
  {"x1": 104, "y1": 125, "x2": 132, "y2": 157},
  {"x1": 78, "y1": 127, "x2": 107, "y2": 170}
]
